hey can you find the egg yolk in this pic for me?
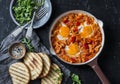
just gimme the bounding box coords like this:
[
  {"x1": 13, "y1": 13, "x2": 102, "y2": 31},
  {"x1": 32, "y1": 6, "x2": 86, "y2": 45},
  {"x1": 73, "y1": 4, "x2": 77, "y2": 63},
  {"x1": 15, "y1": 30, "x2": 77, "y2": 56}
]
[
  {"x1": 59, "y1": 26, "x2": 70, "y2": 37},
  {"x1": 80, "y1": 25, "x2": 93, "y2": 38},
  {"x1": 67, "y1": 43, "x2": 79, "y2": 55}
]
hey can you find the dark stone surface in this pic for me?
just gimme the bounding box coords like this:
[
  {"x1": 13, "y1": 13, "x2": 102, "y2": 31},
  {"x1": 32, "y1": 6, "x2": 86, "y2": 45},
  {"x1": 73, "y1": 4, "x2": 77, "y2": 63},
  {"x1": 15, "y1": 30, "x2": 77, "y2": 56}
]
[{"x1": 0, "y1": 0, "x2": 120, "y2": 84}]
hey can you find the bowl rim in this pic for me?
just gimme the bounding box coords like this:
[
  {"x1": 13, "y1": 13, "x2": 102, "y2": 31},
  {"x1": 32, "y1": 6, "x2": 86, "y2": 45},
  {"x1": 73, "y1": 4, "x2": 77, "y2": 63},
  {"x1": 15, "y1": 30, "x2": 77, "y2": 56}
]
[
  {"x1": 49, "y1": 10, "x2": 105, "y2": 65},
  {"x1": 9, "y1": 0, "x2": 20, "y2": 26}
]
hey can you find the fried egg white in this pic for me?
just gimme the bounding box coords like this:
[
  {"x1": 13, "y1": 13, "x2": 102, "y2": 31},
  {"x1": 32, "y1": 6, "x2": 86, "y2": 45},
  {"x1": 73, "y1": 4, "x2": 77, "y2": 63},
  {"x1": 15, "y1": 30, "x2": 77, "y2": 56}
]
[
  {"x1": 79, "y1": 22, "x2": 94, "y2": 38},
  {"x1": 57, "y1": 23, "x2": 70, "y2": 40},
  {"x1": 65, "y1": 43, "x2": 81, "y2": 57},
  {"x1": 57, "y1": 34, "x2": 68, "y2": 40}
]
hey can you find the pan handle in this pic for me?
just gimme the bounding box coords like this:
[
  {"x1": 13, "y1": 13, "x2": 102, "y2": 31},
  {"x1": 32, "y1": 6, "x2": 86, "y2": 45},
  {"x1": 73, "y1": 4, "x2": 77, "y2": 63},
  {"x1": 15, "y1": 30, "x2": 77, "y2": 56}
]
[{"x1": 88, "y1": 58, "x2": 110, "y2": 84}]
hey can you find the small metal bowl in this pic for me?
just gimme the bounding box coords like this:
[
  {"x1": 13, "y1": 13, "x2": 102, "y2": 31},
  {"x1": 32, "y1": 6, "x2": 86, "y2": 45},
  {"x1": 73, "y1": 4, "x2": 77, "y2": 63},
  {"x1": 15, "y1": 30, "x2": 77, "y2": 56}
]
[{"x1": 8, "y1": 42, "x2": 26, "y2": 60}]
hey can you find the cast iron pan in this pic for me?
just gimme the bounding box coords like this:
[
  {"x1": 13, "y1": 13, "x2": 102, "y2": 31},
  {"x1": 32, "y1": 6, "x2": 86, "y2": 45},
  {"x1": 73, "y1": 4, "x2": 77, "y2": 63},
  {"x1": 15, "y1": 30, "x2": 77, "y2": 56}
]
[{"x1": 49, "y1": 10, "x2": 110, "y2": 84}]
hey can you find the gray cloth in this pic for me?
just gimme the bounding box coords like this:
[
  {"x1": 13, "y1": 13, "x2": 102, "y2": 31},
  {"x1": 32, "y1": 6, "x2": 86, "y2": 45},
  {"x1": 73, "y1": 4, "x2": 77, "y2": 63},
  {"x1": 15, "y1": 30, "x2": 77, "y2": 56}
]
[{"x1": 0, "y1": 28, "x2": 71, "y2": 84}]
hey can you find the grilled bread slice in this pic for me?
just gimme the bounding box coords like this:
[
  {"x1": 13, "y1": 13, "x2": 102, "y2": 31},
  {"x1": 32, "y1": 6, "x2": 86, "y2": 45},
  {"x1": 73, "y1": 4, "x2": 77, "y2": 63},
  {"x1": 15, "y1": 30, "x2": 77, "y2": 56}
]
[
  {"x1": 38, "y1": 53, "x2": 51, "y2": 78},
  {"x1": 9, "y1": 62, "x2": 30, "y2": 84},
  {"x1": 23, "y1": 52, "x2": 43, "y2": 80},
  {"x1": 41, "y1": 63, "x2": 63, "y2": 84}
]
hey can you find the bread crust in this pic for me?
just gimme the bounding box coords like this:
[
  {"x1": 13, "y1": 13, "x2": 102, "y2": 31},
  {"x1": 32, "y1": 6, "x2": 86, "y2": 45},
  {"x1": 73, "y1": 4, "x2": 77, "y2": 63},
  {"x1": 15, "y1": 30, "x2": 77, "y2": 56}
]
[
  {"x1": 38, "y1": 53, "x2": 51, "y2": 78},
  {"x1": 41, "y1": 63, "x2": 63, "y2": 84},
  {"x1": 9, "y1": 62, "x2": 30, "y2": 84},
  {"x1": 23, "y1": 52, "x2": 43, "y2": 80}
]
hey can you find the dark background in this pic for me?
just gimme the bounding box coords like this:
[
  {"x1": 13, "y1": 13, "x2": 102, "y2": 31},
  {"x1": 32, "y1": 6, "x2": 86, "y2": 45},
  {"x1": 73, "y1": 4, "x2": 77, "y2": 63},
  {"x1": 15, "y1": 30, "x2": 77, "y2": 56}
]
[{"x1": 0, "y1": 0, "x2": 120, "y2": 84}]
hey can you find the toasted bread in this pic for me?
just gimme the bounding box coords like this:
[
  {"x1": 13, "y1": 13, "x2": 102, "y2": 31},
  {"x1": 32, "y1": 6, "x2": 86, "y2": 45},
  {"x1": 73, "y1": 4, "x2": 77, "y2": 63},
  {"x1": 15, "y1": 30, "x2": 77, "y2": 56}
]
[
  {"x1": 23, "y1": 52, "x2": 43, "y2": 80},
  {"x1": 41, "y1": 63, "x2": 63, "y2": 84},
  {"x1": 38, "y1": 53, "x2": 51, "y2": 78},
  {"x1": 9, "y1": 62, "x2": 30, "y2": 84}
]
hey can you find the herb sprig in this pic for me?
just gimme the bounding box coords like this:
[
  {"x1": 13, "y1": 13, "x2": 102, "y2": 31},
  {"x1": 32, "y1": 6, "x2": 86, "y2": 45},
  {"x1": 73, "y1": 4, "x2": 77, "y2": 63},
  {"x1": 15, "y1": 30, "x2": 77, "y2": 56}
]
[
  {"x1": 71, "y1": 73, "x2": 81, "y2": 84},
  {"x1": 22, "y1": 38, "x2": 34, "y2": 52}
]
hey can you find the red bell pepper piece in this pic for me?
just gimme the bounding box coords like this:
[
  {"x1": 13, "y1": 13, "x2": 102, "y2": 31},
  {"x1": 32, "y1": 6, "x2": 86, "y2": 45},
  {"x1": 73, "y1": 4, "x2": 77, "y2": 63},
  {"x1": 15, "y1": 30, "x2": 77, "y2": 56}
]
[{"x1": 70, "y1": 36, "x2": 76, "y2": 43}]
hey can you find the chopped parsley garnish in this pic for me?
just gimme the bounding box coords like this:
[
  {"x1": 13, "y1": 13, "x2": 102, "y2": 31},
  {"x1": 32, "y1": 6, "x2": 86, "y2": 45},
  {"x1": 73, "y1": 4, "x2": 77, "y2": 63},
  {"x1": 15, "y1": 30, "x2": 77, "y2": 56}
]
[
  {"x1": 53, "y1": 69, "x2": 63, "y2": 84},
  {"x1": 71, "y1": 73, "x2": 81, "y2": 84}
]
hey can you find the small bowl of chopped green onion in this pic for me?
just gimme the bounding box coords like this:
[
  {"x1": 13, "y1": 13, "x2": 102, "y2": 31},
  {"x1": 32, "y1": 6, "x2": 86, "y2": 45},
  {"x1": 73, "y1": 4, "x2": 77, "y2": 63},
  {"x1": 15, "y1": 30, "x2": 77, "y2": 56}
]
[{"x1": 10, "y1": 0, "x2": 52, "y2": 28}]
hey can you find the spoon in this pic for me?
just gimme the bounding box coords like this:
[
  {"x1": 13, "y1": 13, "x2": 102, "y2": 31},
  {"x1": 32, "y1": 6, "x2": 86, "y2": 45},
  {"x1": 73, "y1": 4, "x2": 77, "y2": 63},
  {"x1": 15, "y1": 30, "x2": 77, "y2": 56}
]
[{"x1": 25, "y1": 12, "x2": 36, "y2": 40}]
